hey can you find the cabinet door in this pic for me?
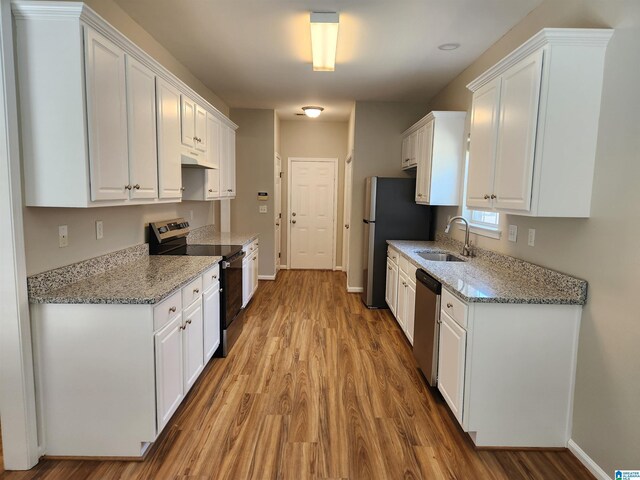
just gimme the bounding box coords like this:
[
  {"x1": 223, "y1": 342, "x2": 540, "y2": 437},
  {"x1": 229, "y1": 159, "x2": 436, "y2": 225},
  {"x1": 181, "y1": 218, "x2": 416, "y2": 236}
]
[
  {"x1": 396, "y1": 272, "x2": 407, "y2": 332},
  {"x1": 408, "y1": 132, "x2": 417, "y2": 167},
  {"x1": 207, "y1": 113, "x2": 221, "y2": 169},
  {"x1": 401, "y1": 135, "x2": 410, "y2": 169},
  {"x1": 205, "y1": 169, "x2": 221, "y2": 200},
  {"x1": 242, "y1": 257, "x2": 250, "y2": 308},
  {"x1": 155, "y1": 314, "x2": 184, "y2": 432},
  {"x1": 438, "y1": 310, "x2": 467, "y2": 424},
  {"x1": 415, "y1": 121, "x2": 434, "y2": 204},
  {"x1": 195, "y1": 104, "x2": 207, "y2": 152},
  {"x1": 84, "y1": 28, "x2": 129, "y2": 201},
  {"x1": 203, "y1": 283, "x2": 220, "y2": 363},
  {"x1": 181, "y1": 96, "x2": 195, "y2": 147},
  {"x1": 125, "y1": 55, "x2": 158, "y2": 200},
  {"x1": 183, "y1": 298, "x2": 204, "y2": 393},
  {"x1": 156, "y1": 78, "x2": 183, "y2": 199},
  {"x1": 467, "y1": 77, "x2": 501, "y2": 209},
  {"x1": 219, "y1": 124, "x2": 229, "y2": 196},
  {"x1": 227, "y1": 128, "x2": 236, "y2": 197},
  {"x1": 405, "y1": 280, "x2": 416, "y2": 345},
  {"x1": 493, "y1": 49, "x2": 543, "y2": 212},
  {"x1": 252, "y1": 251, "x2": 259, "y2": 296},
  {"x1": 385, "y1": 258, "x2": 398, "y2": 315}
]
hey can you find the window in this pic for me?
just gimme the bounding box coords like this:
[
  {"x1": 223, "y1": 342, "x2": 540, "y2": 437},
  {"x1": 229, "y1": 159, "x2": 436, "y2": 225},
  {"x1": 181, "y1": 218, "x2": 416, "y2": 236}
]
[{"x1": 460, "y1": 136, "x2": 502, "y2": 239}]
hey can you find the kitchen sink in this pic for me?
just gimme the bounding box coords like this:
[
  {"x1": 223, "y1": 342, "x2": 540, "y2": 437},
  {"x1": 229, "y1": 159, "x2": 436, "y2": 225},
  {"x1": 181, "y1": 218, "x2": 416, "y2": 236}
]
[{"x1": 417, "y1": 252, "x2": 465, "y2": 262}]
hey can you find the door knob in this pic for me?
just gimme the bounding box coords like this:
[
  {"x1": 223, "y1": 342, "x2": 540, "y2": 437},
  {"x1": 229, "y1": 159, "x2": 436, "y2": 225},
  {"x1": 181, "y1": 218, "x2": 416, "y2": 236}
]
[
  {"x1": 276, "y1": 223, "x2": 280, "y2": 227},
  {"x1": 292, "y1": 220, "x2": 297, "y2": 224},
  {"x1": 345, "y1": 224, "x2": 350, "y2": 229},
  {"x1": 292, "y1": 212, "x2": 296, "y2": 217}
]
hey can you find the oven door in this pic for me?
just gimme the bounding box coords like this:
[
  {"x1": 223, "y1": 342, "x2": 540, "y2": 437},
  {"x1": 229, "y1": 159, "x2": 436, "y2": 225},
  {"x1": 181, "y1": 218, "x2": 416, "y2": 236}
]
[{"x1": 222, "y1": 251, "x2": 244, "y2": 328}]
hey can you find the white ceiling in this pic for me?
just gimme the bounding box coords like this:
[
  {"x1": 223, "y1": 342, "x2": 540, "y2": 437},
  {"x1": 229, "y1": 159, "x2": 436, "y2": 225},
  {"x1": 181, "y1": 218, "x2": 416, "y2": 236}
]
[{"x1": 113, "y1": 0, "x2": 542, "y2": 121}]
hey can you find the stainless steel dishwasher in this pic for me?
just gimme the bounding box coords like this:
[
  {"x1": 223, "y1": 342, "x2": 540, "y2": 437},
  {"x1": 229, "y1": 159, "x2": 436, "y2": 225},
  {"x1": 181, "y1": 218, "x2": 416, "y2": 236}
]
[{"x1": 413, "y1": 269, "x2": 441, "y2": 386}]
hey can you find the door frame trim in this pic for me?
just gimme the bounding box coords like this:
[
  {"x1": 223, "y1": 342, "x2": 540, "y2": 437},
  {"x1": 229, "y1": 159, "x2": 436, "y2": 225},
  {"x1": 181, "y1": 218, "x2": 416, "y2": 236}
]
[
  {"x1": 342, "y1": 151, "x2": 353, "y2": 284},
  {"x1": 274, "y1": 152, "x2": 282, "y2": 276},
  {"x1": 286, "y1": 157, "x2": 339, "y2": 270}
]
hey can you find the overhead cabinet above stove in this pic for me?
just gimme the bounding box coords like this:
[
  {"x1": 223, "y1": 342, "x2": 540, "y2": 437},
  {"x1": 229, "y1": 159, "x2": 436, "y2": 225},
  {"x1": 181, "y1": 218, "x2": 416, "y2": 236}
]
[
  {"x1": 466, "y1": 28, "x2": 613, "y2": 217},
  {"x1": 12, "y1": 1, "x2": 237, "y2": 208}
]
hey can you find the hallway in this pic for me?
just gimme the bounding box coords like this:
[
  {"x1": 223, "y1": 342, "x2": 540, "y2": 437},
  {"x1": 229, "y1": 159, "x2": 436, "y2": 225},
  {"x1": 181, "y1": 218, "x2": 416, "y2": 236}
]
[{"x1": 1, "y1": 271, "x2": 592, "y2": 479}]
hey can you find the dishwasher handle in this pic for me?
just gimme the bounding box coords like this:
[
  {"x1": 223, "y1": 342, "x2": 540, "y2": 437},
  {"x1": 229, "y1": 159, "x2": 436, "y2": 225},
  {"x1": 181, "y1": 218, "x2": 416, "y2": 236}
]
[{"x1": 416, "y1": 269, "x2": 441, "y2": 294}]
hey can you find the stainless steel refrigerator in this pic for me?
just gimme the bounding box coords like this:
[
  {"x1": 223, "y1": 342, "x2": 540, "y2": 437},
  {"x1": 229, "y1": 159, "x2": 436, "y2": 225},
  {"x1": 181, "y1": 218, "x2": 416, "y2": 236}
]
[{"x1": 362, "y1": 177, "x2": 434, "y2": 308}]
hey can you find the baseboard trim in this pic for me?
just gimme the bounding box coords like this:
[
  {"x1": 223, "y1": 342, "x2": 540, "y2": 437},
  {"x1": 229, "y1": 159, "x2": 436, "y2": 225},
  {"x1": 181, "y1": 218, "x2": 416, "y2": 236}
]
[
  {"x1": 279, "y1": 265, "x2": 288, "y2": 270},
  {"x1": 258, "y1": 274, "x2": 276, "y2": 281},
  {"x1": 333, "y1": 266, "x2": 343, "y2": 271},
  {"x1": 567, "y1": 439, "x2": 610, "y2": 480},
  {"x1": 347, "y1": 286, "x2": 363, "y2": 293}
]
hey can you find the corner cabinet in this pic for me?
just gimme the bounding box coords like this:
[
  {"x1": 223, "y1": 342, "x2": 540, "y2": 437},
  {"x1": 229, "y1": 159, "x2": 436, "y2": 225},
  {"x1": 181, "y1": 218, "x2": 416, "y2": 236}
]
[
  {"x1": 466, "y1": 28, "x2": 613, "y2": 217},
  {"x1": 12, "y1": 1, "x2": 237, "y2": 208},
  {"x1": 401, "y1": 111, "x2": 466, "y2": 206}
]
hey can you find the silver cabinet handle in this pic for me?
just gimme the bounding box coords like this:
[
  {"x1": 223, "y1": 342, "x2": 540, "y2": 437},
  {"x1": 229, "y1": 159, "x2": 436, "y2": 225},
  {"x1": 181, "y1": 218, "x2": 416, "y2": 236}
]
[
  {"x1": 180, "y1": 187, "x2": 186, "y2": 191},
  {"x1": 186, "y1": 319, "x2": 192, "y2": 325},
  {"x1": 125, "y1": 184, "x2": 132, "y2": 190},
  {"x1": 179, "y1": 324, "x2": 186, "y2": 331},
  {"x1": 447, "y1": 303, "x2": 453, "y2": 308},
  {"x1": 133, "y1": 184, "x2": 140, "y2": 190},
  {"x1": 208, "y1": 189, "x2": 213, "y2": 193},
  {"x1": 169, "y1": 306, "x2": 177, "y2": 313},
  {"x1": 484, "y1": 194, "x2": 490, "y2": 200},
  {"x1": 490, "y1": 194, "x2": 497, "y2": 199},
  {"x1": 193, "y1": 288, "x2": 200, "y2": 294}
]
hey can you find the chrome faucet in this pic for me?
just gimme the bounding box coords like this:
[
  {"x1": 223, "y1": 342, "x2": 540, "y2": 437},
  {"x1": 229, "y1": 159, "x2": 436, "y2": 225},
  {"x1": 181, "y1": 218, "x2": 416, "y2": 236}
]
[{"x1": 445, "y1": 216, "x2": 474, "y2": 257}]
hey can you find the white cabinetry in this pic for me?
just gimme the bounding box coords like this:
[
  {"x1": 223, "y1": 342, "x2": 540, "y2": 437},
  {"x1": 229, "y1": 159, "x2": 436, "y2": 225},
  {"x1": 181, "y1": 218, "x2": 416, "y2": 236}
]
[
  {"x1": 242, "y1": 239, "x2": 259, "y2": 307},
  {"x1": 220, "y1": 125, "x2": 237, "y2": 198},
  {"x1": 401, "y1": 111, "x2": 466, "y2": 206},
  {"x1": 156, "y1": 78, "x2": 183, "y2": 199},
  {"x1": 385, "y1": 258, "x2": 398, "y2": 316},
  {"x1": 386, "y1": 247, "x2": 416, "y2": 345},
  {"x1": 155, "y1": 314, "x2": 184, "y2": 432},
  {"x1": 437, "y1": 309, "x2": 466, "y2": 424},
  {"x1": 401, "y1": 131, "x2": 417, "y2": 169},
  {"x1": 466, "y1": 28, "x2": 613, "y2": 217},
  {"x1": 202, "y1": 265, "x2": 221, "y2": 363},
  {"x1": 182, "y1": 298, "x2": 204, "y2": 393}
]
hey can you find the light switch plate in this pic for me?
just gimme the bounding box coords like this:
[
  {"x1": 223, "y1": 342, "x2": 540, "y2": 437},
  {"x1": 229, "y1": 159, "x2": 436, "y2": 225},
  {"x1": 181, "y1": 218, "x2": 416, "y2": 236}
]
[
  {"x1": 259, "y1": 205, "x2": 267, "y2": 214},
  {"x1": 58, "y1": 225, "x2": 68, "y2": 248},
  {"x1": 96, "y1": 220, "x2": 103, "y2": 240},
  {"x1": 508, "y1": 224, "x2": 518, "y2": 242},
  {"x1": 528, "y1": 228, "x2": 536, "y2": 247}
]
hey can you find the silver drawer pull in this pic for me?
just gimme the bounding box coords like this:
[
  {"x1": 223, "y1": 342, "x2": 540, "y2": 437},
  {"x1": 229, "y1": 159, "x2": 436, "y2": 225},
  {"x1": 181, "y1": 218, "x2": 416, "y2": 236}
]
[
  {"x1": 186, "y1": 319, "x2": 192, "y2": 325},
  {"x1": 169, "y1": 306, "x2": 177, "y2": 313},
  {"x1": 193, "y1": 288, "x2": 200, "y2": 294},
  {"x1": 447, "y1": 303, "x2": 453, "y2": 308},
  {"x1": 212, "y1": 274, "x2": 217, "y2": 279}
]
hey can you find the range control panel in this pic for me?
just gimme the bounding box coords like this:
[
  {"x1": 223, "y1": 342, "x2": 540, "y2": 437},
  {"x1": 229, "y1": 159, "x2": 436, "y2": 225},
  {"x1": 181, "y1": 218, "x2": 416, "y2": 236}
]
[{"x1": 149, "y1": 218, "x2": 190, "y2": 243}]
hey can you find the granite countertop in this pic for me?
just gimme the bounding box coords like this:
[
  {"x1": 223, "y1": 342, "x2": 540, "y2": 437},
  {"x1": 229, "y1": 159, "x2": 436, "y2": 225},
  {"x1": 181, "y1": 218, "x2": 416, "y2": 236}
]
[
  {"x1": 30, "y1": 255, "x2": 222, "y2": 305},
  {"x1": 387, "y1": 239, "x2": 587, "y2": 305},
  {"x1": 187, "y1": 225, "x2": 258, "y2": 246}
]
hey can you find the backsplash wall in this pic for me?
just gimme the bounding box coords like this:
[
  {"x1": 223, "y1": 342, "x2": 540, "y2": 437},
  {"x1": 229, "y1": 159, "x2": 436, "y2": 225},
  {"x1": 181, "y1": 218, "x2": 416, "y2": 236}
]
[{"x1": 22, "y1": 201, "x2": 216, "y2": 276}]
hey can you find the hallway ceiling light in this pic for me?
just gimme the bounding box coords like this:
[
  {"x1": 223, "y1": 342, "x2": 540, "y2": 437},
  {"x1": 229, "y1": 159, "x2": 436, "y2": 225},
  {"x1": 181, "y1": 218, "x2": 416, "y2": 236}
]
[
  {"x1": 438, "y1": 43, "x2": 461, "y2": 51},
  {"x1": 310, "y1": 12, "x2": 339, "y2": 71},
  {"x1": 302, "y1": 106, "x2": 324, "y2": 118}
]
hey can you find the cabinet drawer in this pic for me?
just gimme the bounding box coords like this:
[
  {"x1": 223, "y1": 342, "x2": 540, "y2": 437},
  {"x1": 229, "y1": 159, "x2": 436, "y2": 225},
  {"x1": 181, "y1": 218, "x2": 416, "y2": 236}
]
[
  {"x1": 387, "y1": 247, "x2": 399, "y2": 264},
  {"x1": 202, "y1": 263, "x2": 220, "y2": 292},
  {"x1": 442, "y1": 288, "x2": 468, "y2": 329},
  {"x1": 182, "y1": 276, "x2": 203, "y2": 308},
  {"x1": 154, "y1": 290, "x2": 182, "y2": 331},
  {"x1": 398, "y1": 255, "x2": 417, "y2": 280},
  {"x1": 243, "y1": 239, "x2": 259, "y2": 254}
]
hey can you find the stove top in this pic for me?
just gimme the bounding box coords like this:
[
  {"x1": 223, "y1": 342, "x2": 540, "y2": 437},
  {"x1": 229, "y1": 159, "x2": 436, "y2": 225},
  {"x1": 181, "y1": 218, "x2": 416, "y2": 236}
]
[{"x1": 163, "y1": 244, "x2": 244, "y2": 258}]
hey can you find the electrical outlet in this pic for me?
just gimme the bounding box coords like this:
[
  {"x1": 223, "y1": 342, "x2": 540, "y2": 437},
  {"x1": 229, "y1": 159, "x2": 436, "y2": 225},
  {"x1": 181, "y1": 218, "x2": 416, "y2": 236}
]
[
  {"x1": 58, "y1": 225, "x2": 68, "y2": 248},
  {"x1": 508, "y1": 224, "x2": 518, "y2": 242},
  {"x1": 259, "y1": 205, "x2": 268, "y2": 214},
  {"x1": 96, "y1": 220, "x2": 103, "y2": 240},
  {"x1": 528, "y1": 228, "x2": 536, "y2": 247}
]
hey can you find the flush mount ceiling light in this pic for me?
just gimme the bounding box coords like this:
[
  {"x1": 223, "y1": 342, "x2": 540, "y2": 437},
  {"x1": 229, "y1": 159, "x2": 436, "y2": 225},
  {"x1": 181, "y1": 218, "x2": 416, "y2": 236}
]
[
  {"x1": 438, "y1": 43, "x2": 461, "y2": 51},
  {"x1": 310, "y1": 12, "x2": 339, "y2": 71},
  {"x1": 302, "y1": 106, "x2": 324, "y2": 118}
]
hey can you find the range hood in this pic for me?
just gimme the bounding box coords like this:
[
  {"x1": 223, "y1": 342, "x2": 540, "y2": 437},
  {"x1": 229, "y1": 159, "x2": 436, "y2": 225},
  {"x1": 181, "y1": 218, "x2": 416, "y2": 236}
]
[{"x1": 181, "y1": 148, "x2": 213, "y2": 169}]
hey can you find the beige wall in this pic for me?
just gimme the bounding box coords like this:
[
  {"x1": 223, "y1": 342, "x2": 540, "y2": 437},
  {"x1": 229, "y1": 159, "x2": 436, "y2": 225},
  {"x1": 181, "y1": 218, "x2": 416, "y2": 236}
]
[
  {"x1": 229, "y1": 109, "x2": 276, "y2": 277},
  {"x1": 23, "y1": 0, "x2": 229, "y2": 276},
  {"x1": 279, "y1": 120, "x2": 349, "y2": 268},
  {"x1": 347, "y1": 101, "x2": 428, "y2": 290},
  {"x1": 430, "y1": 0, "x2": 640, "y2": 473}
]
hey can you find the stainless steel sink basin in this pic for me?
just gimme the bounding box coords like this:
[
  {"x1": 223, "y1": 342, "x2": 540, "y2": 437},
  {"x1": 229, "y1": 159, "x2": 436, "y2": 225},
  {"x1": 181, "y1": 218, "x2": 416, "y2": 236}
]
[{"x1": 417, "y1": 252, "x2": 465, "y2": 262}]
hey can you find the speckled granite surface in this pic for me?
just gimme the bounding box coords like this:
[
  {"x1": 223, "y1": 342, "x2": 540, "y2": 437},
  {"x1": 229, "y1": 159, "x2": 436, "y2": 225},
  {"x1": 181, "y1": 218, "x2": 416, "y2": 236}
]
[
  {"x1": 387, "y1": 236, "x2": 587, "y2": 305},
  {"x1": 30, "y1": 255, "x2": 221, "y2": 304},
  {"x1": 27, "y1": 244, "x2": 149, "y2": 299},
  {"x1": 187, "y1": 225, "x2": 258, "y2": 246}
]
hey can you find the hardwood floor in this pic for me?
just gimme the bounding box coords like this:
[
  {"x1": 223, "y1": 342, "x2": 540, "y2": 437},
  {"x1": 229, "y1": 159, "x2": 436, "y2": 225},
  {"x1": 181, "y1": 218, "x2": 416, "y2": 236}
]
[{"x1": 1, "y1": 271, "x2": 593, "y2": 479}]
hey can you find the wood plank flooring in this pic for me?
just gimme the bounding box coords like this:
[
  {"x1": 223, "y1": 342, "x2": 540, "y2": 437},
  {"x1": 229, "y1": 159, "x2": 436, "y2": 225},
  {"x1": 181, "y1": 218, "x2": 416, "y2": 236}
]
[{"x1": 1, "y1": 271, "x2": 594, "y2": 479}]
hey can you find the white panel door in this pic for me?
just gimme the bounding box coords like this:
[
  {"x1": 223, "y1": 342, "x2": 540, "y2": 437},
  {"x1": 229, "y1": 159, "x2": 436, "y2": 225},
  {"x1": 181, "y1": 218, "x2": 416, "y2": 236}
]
[
  {"x1": 181, "y1": 96, "x2": 195, "y2": 147},
  {"x1": 385, "y1": 258, "x2": 398, "y2": 315},
  {"x1": 493, "y1": 49, "x2": 544, "y2": 212},
  {"x1": 195, "y1": 104, "x2": 207, "y2": 152},
  {"x1": 467, "y1": 76, "x2": 502, "y2": 209},
  {"x1": 155, "y1": 315, "x2": 184, "y2": 432},
  {"x1": 290, "y1": 159, "x2": 336, "y2": 270},
  {"x1": 125, "y1": 55, "x2": 157, "y2": 200},
  {"x1": 156, "y1": 78, "x2": 182, "y2": 199},
  {"x1": 203, "y1": 283, "x2": 220, "y2": 363},
  {"x1": 182, "y1": 299, "x2": 204, "y2": 394},
  {"x1": 84, "y1": 28, "x2": 129, "y2": 201},
  {"x1": 438, "y1": 310, "x2": 467, "y2": 424}
]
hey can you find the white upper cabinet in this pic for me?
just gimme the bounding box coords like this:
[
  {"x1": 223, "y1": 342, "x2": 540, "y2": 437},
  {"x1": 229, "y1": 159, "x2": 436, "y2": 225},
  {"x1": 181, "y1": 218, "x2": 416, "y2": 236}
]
[
  {"x1": 403, "y1": 111, "x2": 466, "y2": 206},
  {"x1": 12, "y1": 1, "x2": 237, "y2": 208},
  {"x1": 84, "y1": 28, "x2": 129, "y2": 201},
  {"x1": 467, "y1": 28, "x2": 613, "y2": 217},
  {"x1": 125, "y1": 55, "x2": 158, "y2": 200},
  {"x1": 220, "y1": 125, "x2": 236, "y2": 198},
  {"x1": 156, "y1": 78, "x2": 183, "y2": 199},
  {"x1": 207, "y1": 113, "x2": 221, "y2": 169}
]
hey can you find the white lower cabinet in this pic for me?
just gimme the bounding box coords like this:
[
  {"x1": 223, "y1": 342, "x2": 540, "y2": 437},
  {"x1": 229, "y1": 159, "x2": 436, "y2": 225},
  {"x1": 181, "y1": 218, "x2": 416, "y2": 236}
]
[
  {"x1": 437, "y1": 310, "x2": 466, "y2": 424},
  {"x1": 182, "y1": 298, "x2": 204, "y2": 393},
  {"x1": 155, "y1": 314, "x2": 184, "y2": 432},
  {"x1": 203, "y1": 279, "x2": 221, "y2": 363},
  {"x1": 385, "y1": 258, "x2": 398, "y2": 316},
  {"x1": 386, "y1": 247, "x2": 416, "y2": 345},
  {"x1": 242, "y1": 239, "x2": 259, "y2": 307}
]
